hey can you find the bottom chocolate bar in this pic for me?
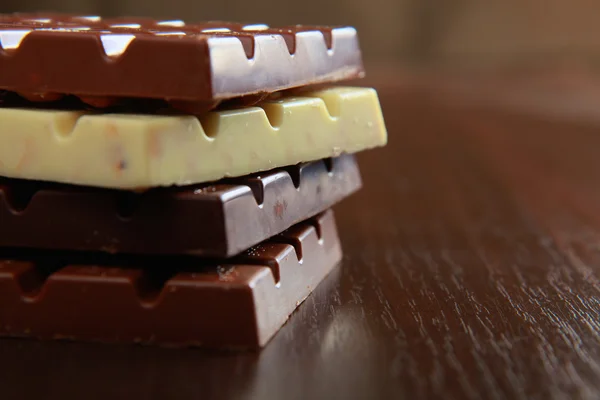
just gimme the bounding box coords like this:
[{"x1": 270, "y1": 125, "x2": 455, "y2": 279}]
[{"x1": 0, "y1": 210, "x2": 341, "y2": 348}]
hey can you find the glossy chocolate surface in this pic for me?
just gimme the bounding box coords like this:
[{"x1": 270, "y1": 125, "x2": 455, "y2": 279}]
[
  {"x1": 0, "y1": 154, "x2": 360, "y2": 257},
  {"x1": 0, "y1": 210, "x2": 341, "y2": 348},
  {"x1": 0, "y1": 14, "x2": 363, "y2": 108}
]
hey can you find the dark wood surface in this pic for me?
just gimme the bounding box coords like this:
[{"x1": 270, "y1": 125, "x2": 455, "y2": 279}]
[{"x1": 2, "y1": 72, "x2": 600, "y2": 400}]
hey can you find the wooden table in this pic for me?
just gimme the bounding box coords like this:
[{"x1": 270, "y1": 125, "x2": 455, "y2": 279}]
[{"x1": 2, "y1": 71, "x2": 600, "y2": 400}]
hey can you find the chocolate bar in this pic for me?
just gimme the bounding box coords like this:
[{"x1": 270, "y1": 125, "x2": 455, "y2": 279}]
[
  {"x1": 0, "y1": 154, "x2": 359, "y2": 257},
  {"x1": 0, "y1": 13, "x2": 363, "y2": 110},
  {"x1": 0, "y1": 210, "x2": 341, "y2": 348},
  {"x1": 0, "y1": 86, "x2": 386, "y2": 189}
]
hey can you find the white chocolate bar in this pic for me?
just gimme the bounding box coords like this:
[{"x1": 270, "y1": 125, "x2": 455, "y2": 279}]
[{"x1": 0, "y1": 87, "x2": 387, "y2": 189}]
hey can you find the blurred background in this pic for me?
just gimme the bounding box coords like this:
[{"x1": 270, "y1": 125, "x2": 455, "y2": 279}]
[{"x1": 2, "y1": 0, "x2": 600, "y2": 69}]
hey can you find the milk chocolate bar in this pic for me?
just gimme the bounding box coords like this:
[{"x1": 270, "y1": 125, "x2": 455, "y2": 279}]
[
  {"x1": 0, "y1": 154, "x2": 359, "y2": 257},
  {"x1": 0, "y1": 210, "x2": 340, "y2": 348},
  {"x1": 0, "y1": 87, "x2": 386, "y2": 189},
  {"x1": 0, "y1": 13, "x2": 363, "y2": 109}
]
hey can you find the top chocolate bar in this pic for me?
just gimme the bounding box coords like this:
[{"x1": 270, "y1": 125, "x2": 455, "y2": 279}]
[{"x1": 0, "y1": 13, "x2": 364, "y2": 106}]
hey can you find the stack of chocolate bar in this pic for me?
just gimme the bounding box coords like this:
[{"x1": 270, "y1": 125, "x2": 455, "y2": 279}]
[{"x1": 0, "y1": 14, "x2": 387, "y2": 348}]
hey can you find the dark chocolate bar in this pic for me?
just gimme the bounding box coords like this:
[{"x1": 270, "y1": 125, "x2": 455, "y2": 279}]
[
  {"x1": 0, "y1": 210, "x2": 341, "y2": 348},
  {"x1": 0, "y1": 13, "x2": 363, "y2": 111},
  {"x1": 0, "y1": 154, "x2": 360, "y2": 257}
]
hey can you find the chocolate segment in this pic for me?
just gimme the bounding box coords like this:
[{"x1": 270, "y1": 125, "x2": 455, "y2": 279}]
[
  {"x1": 0, "y1": 155, "x2": 359, "y2": 257},
  {"x1": 0, "y1": 87, "x2": 385, "y2": 189},
  {"x1": 0, "y1": 14, "x2": 363, "y2": 105},
  {"x1": 0, "y1": 210, "x2": 341, "y2": 348}
]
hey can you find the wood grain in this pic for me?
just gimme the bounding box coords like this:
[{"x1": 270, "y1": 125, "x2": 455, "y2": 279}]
[{"x1": 1, "y1": 73, "x2": 600, "y2": 399}]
